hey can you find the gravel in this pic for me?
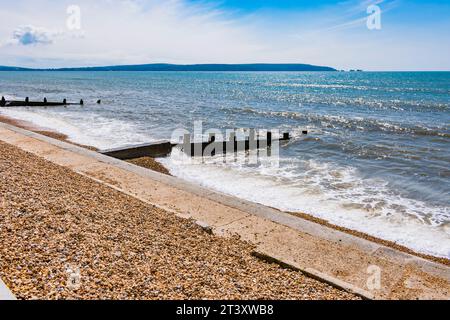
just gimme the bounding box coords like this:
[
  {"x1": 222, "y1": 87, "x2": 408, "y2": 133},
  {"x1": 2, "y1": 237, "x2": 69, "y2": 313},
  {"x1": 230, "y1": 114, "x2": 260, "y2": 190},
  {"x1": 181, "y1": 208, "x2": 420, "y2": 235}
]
[
  {"x1": 127, "y1": 157, "x2": 171, "y2": 176},
  {"x1": 0, "y1": 141, "x2": 358, "y2": 300}
]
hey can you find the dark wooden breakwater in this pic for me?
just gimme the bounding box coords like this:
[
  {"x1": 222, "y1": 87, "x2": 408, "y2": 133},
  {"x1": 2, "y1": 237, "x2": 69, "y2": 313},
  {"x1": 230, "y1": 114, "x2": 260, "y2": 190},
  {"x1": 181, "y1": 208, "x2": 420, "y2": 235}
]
[
  {"x1": 100, "y1": 130, "x2": 308, "y2": 160},
  {"x1": 181, "y1": 131, "x2": 291, "y2": 157},
  {"x1": 101, "y1": 141, "x2": 174, "y2": 160},
  {"x1": 0, "y1": 96, "x2": 99, "y2": 107}
]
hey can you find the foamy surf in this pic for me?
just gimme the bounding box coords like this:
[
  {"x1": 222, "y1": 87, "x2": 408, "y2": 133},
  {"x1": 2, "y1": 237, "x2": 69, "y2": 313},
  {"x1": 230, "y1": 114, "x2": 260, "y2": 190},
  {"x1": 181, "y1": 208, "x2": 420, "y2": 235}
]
[
  {"x1": 160, "y1": 148, "x2": 450, "y2": 259},
  {"x1": 0, "y1": 107, "x2": 157, "y2": 150}
]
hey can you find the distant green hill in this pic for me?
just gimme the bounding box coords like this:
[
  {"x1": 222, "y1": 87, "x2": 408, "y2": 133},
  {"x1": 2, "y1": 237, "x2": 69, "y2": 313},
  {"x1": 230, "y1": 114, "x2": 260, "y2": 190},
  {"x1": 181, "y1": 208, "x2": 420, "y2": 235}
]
[
  {"x1": 1, "y1": 63, "x2": 336, "y2": 72},
  {"x1": 0, "y1": 66, "x2": 32, "y2": 71}
]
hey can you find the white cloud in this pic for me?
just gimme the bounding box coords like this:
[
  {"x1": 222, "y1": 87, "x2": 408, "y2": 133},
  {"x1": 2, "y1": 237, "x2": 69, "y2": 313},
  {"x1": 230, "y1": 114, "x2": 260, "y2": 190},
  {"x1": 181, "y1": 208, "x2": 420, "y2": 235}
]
[{"x1": 8, "y1": 25, "x2": 60, "y2": 46}]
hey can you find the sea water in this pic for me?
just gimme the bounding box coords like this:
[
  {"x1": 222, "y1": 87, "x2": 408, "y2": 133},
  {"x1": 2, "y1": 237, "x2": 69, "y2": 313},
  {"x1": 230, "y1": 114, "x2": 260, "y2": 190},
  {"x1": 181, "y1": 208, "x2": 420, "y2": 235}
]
[{"x1": 1, "y1": 71, "x2": 449, "y2": 258}]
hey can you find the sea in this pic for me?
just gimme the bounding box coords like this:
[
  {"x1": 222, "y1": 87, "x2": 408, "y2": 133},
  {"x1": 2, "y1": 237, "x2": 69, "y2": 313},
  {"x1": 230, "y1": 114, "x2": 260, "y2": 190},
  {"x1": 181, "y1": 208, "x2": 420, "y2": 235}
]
[{"x1": 1, "y1": 71, "x2": 449, "y2": 258}]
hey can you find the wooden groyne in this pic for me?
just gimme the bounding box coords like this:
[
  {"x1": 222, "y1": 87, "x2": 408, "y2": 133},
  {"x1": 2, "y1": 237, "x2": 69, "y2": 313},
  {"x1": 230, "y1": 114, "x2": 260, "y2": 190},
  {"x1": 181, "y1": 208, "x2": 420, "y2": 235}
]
[
  {"x1": 181, "y1": 131, "x2": 293, "y2": 157},
  {"x1": 100, "y1": 141, "x2": 174, "y2": 160},
  {"x1": 100, "y1": 130, "x2": 307, "y2": 159},
  {"x1": 1, "y1": 96, "x2": 90, "y2": 107},
  {"x1": 0, "y1": 95, "x2": 305, "y2": 159}
]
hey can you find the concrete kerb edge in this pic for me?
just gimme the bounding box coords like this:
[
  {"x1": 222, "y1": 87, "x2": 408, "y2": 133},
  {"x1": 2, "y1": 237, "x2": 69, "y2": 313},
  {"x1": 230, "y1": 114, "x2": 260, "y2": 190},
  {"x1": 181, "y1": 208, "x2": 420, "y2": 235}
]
[{"x1": 0, "y1": 278, "x2": 16, "y2": 300}]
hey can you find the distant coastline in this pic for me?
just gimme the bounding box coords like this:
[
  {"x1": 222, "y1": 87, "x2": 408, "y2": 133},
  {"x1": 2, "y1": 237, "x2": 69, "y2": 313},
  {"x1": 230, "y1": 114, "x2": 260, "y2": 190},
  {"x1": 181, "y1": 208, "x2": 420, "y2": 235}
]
[{"x1": 0, "y1": 63, "x2": 336, "y2": 72}]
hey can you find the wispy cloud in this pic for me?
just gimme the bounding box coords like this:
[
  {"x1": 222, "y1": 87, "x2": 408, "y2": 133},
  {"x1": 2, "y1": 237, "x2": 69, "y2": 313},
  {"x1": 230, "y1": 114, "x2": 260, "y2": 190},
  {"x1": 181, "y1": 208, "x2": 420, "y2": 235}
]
[
  {"x1": 291, "y1": 0, "x2": 400, "y2": 38},
  {"x1": 0, "y1": 0, "x2": 449, "y2": 70},
  {"x1": 0, "y1": 0, "x2": 263, "y2": 67}
]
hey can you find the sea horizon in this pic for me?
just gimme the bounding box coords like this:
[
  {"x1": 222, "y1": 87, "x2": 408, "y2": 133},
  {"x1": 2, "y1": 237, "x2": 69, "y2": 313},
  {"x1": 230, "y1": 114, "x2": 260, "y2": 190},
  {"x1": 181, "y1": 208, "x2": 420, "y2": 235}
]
[{"x1": 2, "y1": 64, "x2": 450, "y2": 73}]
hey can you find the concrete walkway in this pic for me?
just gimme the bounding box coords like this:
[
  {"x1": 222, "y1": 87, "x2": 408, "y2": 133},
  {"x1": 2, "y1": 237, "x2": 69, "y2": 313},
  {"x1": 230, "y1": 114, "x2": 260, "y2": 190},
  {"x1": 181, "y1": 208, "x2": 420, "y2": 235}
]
[
  {"x1": 0, "y1": 122, "x2": 449, "y2": 300},
  {"x1": 0, "y1": 278, "x2": 15, "y2": 300}
]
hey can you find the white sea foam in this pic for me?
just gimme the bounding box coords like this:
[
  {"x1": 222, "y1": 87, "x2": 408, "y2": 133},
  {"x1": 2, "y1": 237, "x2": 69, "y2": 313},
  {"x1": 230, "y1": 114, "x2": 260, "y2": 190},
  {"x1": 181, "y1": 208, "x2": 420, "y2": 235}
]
[
  {"x1": 160, "y1": 148, "x2": 450, "y2": 259},
  {"x1": 0, "y1": 107, "x2": 156, "y2": 149}
]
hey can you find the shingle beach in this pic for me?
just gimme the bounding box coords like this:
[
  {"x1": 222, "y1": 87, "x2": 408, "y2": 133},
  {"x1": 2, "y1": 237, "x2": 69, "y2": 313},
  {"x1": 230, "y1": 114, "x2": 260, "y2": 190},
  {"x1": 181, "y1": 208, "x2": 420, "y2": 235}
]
[{"x1": 0, "y1": 141, "x2": 358, "y2": 300}]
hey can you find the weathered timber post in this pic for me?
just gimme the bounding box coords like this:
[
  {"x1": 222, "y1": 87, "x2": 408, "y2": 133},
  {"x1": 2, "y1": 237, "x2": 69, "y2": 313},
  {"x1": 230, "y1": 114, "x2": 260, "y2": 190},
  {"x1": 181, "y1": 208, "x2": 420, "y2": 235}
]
[{"x1": 267, "y1": 131, "x2": 272, "y2": 147}]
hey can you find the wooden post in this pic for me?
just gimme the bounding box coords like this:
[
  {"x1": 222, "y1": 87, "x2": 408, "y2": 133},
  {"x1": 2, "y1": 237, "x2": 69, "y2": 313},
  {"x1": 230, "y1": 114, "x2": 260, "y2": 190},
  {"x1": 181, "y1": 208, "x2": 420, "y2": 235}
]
[
  {"x1": 302, "y1": 130, "x2": 308, "y2": 135},
  {"x1": 267, "y1": 131, "x2": 272, "y2": 147},
  {"x1": 283, "y1": 132, "x2": 290, "y2": 140}
]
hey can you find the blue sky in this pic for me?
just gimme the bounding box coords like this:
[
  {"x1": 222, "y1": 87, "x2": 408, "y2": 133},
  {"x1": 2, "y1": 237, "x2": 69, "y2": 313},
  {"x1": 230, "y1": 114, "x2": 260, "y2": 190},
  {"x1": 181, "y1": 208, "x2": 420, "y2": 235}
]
[
  {"x1": 190, "y1": 0, "x2": 341, "y2": 11},
  {"x1": 0, "y1": 0, "x2": 449, "y2": 70}
]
